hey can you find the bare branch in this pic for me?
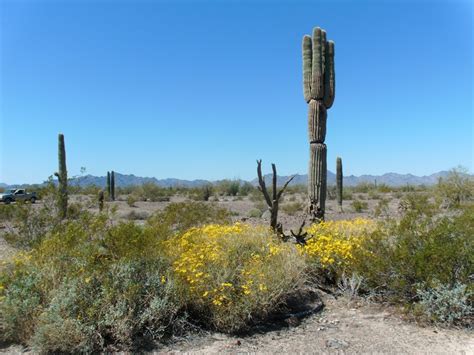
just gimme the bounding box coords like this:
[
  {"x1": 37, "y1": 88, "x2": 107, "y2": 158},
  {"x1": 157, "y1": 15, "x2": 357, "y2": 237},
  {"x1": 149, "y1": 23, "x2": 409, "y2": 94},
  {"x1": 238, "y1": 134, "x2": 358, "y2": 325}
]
[
  {"x1": 272, "y1": 163, "x2": 277, "y2": 202},
  {"x1": 277, "y1": 175, "x2": 296, "y2": 200},
  {"x1": 257, "y1": 160, "x2": 272, "y2": 208}
]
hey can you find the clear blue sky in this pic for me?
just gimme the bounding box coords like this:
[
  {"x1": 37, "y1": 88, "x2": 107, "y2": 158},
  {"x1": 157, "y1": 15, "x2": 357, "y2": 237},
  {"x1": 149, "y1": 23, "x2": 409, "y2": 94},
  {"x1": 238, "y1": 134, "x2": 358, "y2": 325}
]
[{"x1": 1, "y1": 0, "x2": 472, "y2": 184}]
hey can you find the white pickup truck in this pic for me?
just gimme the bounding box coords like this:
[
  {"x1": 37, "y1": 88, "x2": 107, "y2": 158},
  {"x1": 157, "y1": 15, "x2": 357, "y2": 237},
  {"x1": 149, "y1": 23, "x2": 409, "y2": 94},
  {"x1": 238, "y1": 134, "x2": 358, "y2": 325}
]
[{"x1": 0, "y1": 189, "x2": 38, "y2": 204}]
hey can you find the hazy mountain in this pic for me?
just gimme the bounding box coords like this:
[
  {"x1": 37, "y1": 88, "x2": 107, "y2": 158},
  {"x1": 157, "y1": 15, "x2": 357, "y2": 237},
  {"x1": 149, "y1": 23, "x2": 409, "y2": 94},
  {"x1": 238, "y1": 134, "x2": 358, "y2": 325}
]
[{"x1": 1, "y1": 170, "x2": 464, "y2": 189}]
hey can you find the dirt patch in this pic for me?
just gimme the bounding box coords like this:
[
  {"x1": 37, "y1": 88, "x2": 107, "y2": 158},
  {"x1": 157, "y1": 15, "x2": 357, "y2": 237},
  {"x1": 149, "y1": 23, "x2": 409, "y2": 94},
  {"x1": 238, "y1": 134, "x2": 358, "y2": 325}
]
[{"x1": 157, "y1": 295, "x2": 474, "y2": 353}]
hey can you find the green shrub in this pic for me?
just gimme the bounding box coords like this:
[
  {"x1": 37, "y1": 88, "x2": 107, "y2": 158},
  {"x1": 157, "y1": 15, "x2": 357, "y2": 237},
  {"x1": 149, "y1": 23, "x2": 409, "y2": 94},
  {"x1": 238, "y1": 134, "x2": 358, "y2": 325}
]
[
  {"x1": 351, "y1": 199, "x2": 368, "y2": 212},
  {"x1": 281, "y1": 202, "x2": 304, "y2": 216},
  {"x1": 2, "y1": 195, "x2": 62, "y2": 248},
  {"x1": 247, "y1": 208, "x2": 262, "y2": 218},
  {"x1": 147, "y1": 202, "x2": 232, "y2": 238},
  {"x1": 373, "y1": 198, "x2": 390, "y2": 218},
  {"x1": 353, "y1": 203, "x2": 474, "y2": 304},
  {"x1": 435, "y1": 167, "x2": 474, "y2": 208},
  {"x1": 126, "y1": 194, "x2": 137, "y2": 207},
  {"x1": 125, "y1": 210, "x2": 149, "y2": 220},
  {"x1": 0, "y1": 215, "x2": 182, "y2": 351}
]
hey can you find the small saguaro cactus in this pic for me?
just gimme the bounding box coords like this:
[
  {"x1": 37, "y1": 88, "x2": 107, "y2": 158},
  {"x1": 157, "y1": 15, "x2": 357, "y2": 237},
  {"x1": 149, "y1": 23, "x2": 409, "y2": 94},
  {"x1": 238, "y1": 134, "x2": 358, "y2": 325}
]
[
  {"x1": 106, "y1": 171, "x2": 111, "y2": 198},
  {"x1": 110, "y1": 171, "x2": 116, "y2": 201},
  {"x1": 336, "y1": 157, "x2": 343, "y2": 211},
  {"x1": 54, "y1": 133, "x2": 68, "y2": 219},
  {"x1": 303, "y1": 27, "x2": 336, "y2": 221},
  {"x1": 98, "y1": 190, "x2": 104, "y2": 211}
]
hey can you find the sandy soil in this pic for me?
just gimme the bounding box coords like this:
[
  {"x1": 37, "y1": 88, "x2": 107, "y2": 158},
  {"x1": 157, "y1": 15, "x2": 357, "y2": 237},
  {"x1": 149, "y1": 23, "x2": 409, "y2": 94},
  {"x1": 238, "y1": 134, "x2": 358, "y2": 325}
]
[{"x1": 158, "y1": 294, "x2": 474, "y2": 354}]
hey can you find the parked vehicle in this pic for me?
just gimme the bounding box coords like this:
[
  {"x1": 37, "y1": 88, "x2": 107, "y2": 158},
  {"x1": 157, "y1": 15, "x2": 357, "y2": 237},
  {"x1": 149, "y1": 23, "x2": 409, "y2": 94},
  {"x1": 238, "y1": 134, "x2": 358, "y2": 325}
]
[{"x1": 0, "y1": 189, "x2": 38, "y2": 204}]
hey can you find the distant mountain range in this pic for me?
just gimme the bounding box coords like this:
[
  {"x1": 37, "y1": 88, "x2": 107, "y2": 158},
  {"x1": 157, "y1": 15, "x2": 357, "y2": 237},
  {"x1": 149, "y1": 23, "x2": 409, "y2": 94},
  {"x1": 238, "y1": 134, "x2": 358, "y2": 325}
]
[{"x1": 1, "y1": 170, "x2": 466, "y2": 189}]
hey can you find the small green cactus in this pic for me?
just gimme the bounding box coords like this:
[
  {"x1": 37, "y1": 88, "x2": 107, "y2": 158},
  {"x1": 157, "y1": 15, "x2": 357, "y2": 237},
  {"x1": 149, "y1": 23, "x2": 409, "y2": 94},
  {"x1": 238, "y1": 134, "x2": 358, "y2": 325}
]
[{"x1": 54, "y1": 133, "x2": 68, "y2": 219}]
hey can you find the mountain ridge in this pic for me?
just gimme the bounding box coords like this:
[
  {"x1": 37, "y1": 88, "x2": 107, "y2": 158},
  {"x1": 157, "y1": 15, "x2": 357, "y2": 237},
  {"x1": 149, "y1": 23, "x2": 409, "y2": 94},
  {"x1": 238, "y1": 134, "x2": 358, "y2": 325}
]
[{"x1": 1, "y1": 170, "x2": 467, "y2": 189}]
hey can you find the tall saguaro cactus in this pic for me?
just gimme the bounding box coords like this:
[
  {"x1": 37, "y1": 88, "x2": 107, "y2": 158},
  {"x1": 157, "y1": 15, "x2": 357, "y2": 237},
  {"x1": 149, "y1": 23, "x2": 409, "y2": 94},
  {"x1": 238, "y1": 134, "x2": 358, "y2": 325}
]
[
  {"x1": 110, "y1": 171, "x2": 116, "y2": 201},
  {"x1": 336, "y1": 157, "x2": 343, "y2": 211},
  {"x1": 303, "y1": 27, "x2": 335, "y2": 221},
  {"x1": 54, "y1": 133, "x2": 68, "y2": 219}
]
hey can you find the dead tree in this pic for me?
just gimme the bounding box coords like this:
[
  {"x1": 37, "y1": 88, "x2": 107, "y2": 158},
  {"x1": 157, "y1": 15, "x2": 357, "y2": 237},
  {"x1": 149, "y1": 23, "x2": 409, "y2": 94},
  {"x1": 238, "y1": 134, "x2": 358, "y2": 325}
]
[{"x1": 256, "y1": 160, "x2": 295, "y2": 231}]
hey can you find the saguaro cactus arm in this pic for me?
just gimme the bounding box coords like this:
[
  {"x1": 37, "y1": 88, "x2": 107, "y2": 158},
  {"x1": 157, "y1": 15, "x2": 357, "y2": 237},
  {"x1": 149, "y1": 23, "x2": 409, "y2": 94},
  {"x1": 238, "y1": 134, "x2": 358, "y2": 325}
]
[
  {"x1": 302, "y1": 35, "x2": 313, "y2": 103},
  {"x1": 323, "y1": 40, "x2": 335, "y2": 108}
]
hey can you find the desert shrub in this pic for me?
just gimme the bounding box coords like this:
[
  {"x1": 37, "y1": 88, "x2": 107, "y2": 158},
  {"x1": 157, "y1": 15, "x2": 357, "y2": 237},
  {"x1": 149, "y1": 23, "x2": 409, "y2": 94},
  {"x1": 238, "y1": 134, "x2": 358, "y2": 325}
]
[
  {"x1": 239, "y1": 182, "x2": 255, "y2": 196},
  {"x1": 147, "y1": 202, "x2": 231, "y2": 238},
  {"x1": 163, "y1": 223, "x2": 306, "y2": 332},
  {"x1": 353, "y1": 203, "x2": 474, "y2": 303},
  {"x1": 281, "y1": 201, "x2": 304, "y2": 216},
  {"x1": 125, "y1": 210, "x2": 149, "y2": 221},
  {"x1": 352, "y1": 182, "x2": 375, "y2": 193},
  {"x1": 2, "y1": 195, "x2": 62, "y2": 248},
  {"x1": 435, "y1": 167, "x2": 474, "y2": 208},
  {"x1": 351, "y1": 199, "x2": 368, "y2": 212},
  {"x1": 247, "y1": 208, "x2": 262, "y2": 218},
  {"x1": 131, "y1": 183, "x2": 171, "y2": 202},
  {"x1": 342, "y1": 189, "x2": 353, "y2": 200},
  {"x1": 373, "y1": 198, "x2": 391, "y2": 218},
  {"x1": 416, "y1": 282, "x2": 473, "y2": 324},
  {"x1": 368, "y1": 190, "x2": 381, "y2": 200},
  {"x1": 216, "y1": 180, "x2": 241, "y2": 196},
  {"x1": 0, "y1": 215, "x2": 182, "y2": 351},
  {"x1": 126, "y1": 194, "x2": 137, "y2": 207},
  {"x1": 301, "y1": 219, "x2": 376, "y2": 281}
]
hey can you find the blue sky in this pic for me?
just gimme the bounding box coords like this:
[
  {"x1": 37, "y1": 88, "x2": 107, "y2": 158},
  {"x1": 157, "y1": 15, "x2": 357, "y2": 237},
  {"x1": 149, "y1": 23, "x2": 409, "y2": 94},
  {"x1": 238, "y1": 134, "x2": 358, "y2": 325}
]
[{"x1": 1, "y1": 0, "x2": 472, "y2": 184}]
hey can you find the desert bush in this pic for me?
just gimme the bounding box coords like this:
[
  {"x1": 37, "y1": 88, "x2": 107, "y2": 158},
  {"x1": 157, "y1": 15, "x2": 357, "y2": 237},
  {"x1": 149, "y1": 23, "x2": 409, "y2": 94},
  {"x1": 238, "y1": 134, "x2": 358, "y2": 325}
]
[
  {"x1": 301, "y1": 219, "x2": 376, "y2": 281},
  {"x1": 0, "y1": 215, "x2": 182, "y2": 351},
  {"x1": 353, "y1": 203, "x2": 474, "y2": 304},
  {"x1": 373, "y1": 198, "x2": 391, "y2": 219},
  {"x1": 351, "y1": 199, "x2": 368, "y2": 212},
  {"x1": 125, "y1": 210, "x2": 149, "y2": 221},
  {"x1": 416, "y1": 281, "x2": 473, "y2": 324},
  {"x1": 147, "y1": 202, "x2": 231, "y2": 238},
  {"x1": 247, "y1": 208, "x2": 262, "y2": 218},
  {"x1": 163, "y1": 223, "x2": 306, "y2": 332},
  {"x1": 126, "y1": 194, "x2": 137, "y2": 207},
  {"x1": 352, "y1": 182, "x2": 375, "y2": 193},
  {"x1": 342, "y1": 189, "x2": 353, "y2": 200},
  {"x1": 216, "y1": 180, "x2": 241, "y2": 196},
  {"x1": 435, "y1": 167, "x2": 474, "y2": 208},
  {"x1": 2, "y1": 195, "x2": 62, "y2": 248},
  {"x1": 368, "y1": 190, "x2": 381, "y2": 200},
  {"x1": 239, "y1": 182, "x2": 255, "y2": 196},
  {"x1": 131, "y1": 183, "x2": 171, "y2": 202},
  {"x1": 281, "y1": 201, "x2": 304, "y2": 216}
]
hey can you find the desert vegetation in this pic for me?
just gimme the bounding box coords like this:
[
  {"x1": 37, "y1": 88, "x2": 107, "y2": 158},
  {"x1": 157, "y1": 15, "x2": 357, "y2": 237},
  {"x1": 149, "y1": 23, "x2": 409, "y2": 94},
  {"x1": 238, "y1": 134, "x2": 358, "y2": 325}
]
[{"x1": 1, "y1": 24, "x2": 473, "y2": 352}]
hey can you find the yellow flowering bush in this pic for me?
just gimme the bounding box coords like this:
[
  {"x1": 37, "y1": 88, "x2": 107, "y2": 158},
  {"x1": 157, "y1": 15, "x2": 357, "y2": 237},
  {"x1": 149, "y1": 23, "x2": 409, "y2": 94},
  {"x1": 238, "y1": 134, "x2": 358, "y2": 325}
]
[
  {"x1": 164, "y1": 223, "x2": 305, "y2": 331},
  {"x1": 301, "y1": 219, "x2": 376, "y2": 277}
]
